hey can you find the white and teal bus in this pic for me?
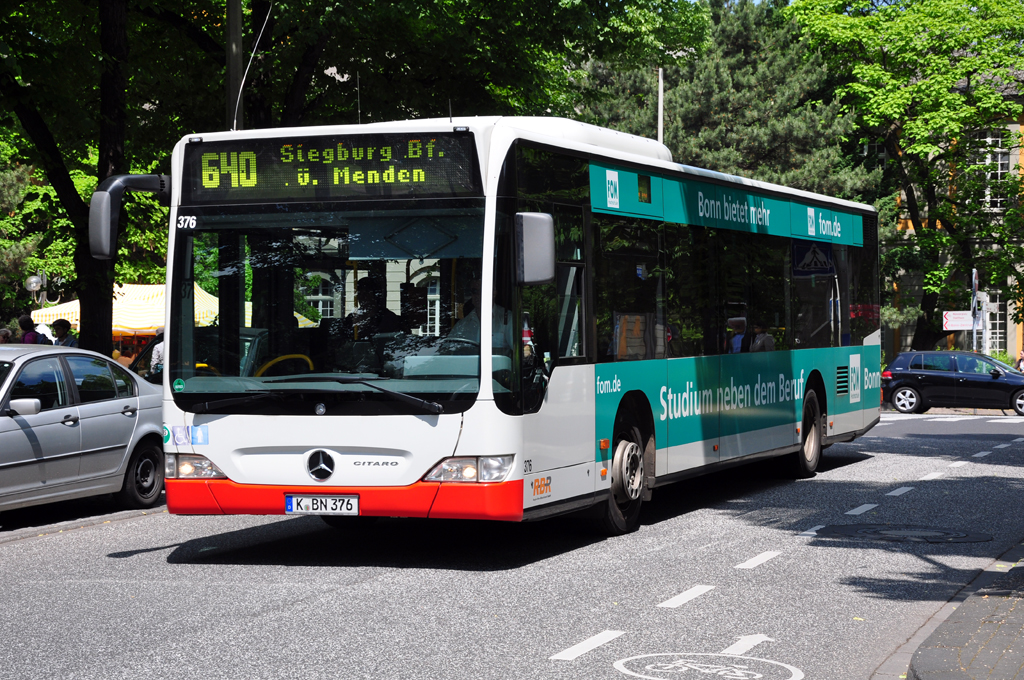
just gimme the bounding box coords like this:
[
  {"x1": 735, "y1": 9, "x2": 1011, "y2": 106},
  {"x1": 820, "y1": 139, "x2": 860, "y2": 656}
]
[{"x1": 90, "y1": 117, "x2": 880, "y2": 534}]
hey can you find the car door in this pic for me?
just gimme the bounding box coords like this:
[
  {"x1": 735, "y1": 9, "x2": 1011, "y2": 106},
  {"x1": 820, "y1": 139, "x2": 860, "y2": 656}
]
[
  {"x1": 0, "y1": 356, "x2": 81, "y2": 498},
  {"x1": 955, "y1": 355, "x2": 1013, "y2": 408},
  {"x1": 65, "y1": 355, "x2": 140, "y2": 480},
  {"x1": 912, "y1": 353, "x2": 958, "y2": 405}
]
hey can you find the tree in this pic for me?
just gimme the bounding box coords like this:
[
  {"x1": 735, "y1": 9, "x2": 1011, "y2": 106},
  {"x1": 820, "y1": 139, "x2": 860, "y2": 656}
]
[
  {"x1": 1, "y1": 0, "x2": 709, "y2": 354},
  {"x1": 583, "y1": 0, "x2": 879, "y2": 200},
  {"x1": 789, "y1": 0, "x2": 1024, "y2": 350}
]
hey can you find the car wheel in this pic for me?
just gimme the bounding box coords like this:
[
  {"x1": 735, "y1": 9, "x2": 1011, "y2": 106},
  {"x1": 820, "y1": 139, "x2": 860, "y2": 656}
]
[
  {"x1": 1012, "y1": 390, "x2": 1024, "y2": 416},
  {"x1": 116, "y1": 440, "x2": 164, "y2": 509},
  {"x1": 891, "y1": 386, "x2": 921, "y2": 414}
]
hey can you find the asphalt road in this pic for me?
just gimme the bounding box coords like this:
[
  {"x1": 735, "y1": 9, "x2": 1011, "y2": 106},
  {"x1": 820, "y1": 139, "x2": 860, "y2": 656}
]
[{"x1": 2, "y1": 411, "x2": 1023, "y2": 680}]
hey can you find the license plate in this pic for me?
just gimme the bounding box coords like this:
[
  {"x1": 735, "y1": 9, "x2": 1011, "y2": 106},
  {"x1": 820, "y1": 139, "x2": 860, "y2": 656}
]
[{"x1": 285, "y1": 495, "x2": 359, "y2": 515}]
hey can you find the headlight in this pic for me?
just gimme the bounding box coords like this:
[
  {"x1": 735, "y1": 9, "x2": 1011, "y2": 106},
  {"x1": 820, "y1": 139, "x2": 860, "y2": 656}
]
[
  {"x1": 176, "y1": 454, "x2": 227, "y2": 479},
  {"x1": 165, "y1": 453, "x2": 177, "y2": 478},
  {"x1": 478, "y1": 455, "x2": 515, "y2": 482},
  {"x1": 424, "y1": 455, "x2": 514, "y2": 483}
]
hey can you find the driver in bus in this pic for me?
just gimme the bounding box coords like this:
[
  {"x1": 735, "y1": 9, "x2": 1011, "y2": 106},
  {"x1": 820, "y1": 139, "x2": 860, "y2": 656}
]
[
  {"x1": 447, "y1": 278, "x2": 514, "y2": 355},
  {"x1": 343, "y1": 277, "x2": 402, "y2": 340}
]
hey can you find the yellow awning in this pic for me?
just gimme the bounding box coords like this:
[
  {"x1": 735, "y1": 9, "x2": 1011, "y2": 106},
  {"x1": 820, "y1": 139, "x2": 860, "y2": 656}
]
[{"x1": 32, "y1": 284, "x2": 315, "y2": 333}]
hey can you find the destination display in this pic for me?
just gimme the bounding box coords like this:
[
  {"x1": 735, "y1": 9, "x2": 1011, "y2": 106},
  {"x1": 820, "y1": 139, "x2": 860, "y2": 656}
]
[{"x1": 182, "y1": 132, "x2": 480, "y2": 204}]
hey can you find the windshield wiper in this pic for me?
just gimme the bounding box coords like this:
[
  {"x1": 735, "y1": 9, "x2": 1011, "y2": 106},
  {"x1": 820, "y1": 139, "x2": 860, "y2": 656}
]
[
  {"x1": 190, "y1": 391, "x2": 283, "y2": 414},
  {"x1": 265, "y1": 376, "x2": 444, "y2": 415}
]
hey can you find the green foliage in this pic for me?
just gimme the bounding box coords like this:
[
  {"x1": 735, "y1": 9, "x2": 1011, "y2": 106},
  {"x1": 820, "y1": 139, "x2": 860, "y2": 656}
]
[
  {"x1": 583, "y1": 0, "x2": 878, "y2": 200},
  {"x1": 789, "y1": 0, "x2": 1024, "y2": 350}
]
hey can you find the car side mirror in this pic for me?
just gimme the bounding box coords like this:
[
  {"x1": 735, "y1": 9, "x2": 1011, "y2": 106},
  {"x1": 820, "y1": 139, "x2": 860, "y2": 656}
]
[
  {"x1": 515, "y1": 212, "x2": 555, "y2": 286},
  {"x1": 991, "y1": 369, "x2": 1002, "y2": 378},
  {"x1": 6, "y1": 398, "x2": 42, "y2": 416}
]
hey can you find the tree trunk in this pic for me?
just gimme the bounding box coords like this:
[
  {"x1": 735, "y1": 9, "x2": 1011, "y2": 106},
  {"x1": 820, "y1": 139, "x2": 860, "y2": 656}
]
[
  {"x1": 910, "y1": 290, "x2": 943, "y2": 350},
  {"x1": 79, "y1": 0, "x2": 129, "y2": 356}
]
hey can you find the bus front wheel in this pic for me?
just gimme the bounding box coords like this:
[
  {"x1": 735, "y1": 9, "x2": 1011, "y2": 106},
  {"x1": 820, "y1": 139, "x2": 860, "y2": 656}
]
[
  {"x1": 792, "y1": 390, "x2": 822, "y2": 478},
  {"x1": 599, "y1": 424, "x2": 650, "y2": 535}
]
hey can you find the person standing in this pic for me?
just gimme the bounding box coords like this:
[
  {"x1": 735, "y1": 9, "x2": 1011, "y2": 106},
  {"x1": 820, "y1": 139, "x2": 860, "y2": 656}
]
[
  {"x1": 750, "y1": 320, "x2": 775, "y2": 352},
  {"x1": 51, "y1": 319, "x2": 78, "y2": 347},
  {"x1": 16, "y1": 315, "x2": 38, "y2": 344},
  {"x1": 150, "y1": 328, "x2": 165, "y2": 374}
]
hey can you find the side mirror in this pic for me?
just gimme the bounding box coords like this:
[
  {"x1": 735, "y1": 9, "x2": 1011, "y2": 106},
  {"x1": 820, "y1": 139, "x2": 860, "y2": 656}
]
[
  {"x1": 89, "y1": 174, "x2": 171, "y2": 259},
  {"x1": 6, "y1": 398, "x2": 42, "y2": 416},
  {"x1": 515, "y1": 213, "x2": 555, "y2": 286},
  {"x1": 991, "y1": 369, "x2": 1002, "y2": 378}
]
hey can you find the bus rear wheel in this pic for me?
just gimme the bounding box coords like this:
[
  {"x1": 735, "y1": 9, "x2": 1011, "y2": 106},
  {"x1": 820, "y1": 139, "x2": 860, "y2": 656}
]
[
  {"x1": 599, "y1": 424, "x2": 650, "y2": 535},
  {"x1": 792, "y1": 390, "x2": 822, "y2": 478}
]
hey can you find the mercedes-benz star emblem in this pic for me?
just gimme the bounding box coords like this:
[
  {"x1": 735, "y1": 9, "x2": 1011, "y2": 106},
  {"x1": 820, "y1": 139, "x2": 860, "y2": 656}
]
[{"x1": 307, "y1": 450, "x2": 334, "y2": 482}]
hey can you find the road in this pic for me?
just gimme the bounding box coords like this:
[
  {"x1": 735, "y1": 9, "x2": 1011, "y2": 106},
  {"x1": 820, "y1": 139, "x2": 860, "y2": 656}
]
[{"x1": 1, "y1": 412, "x2": 1023, "y2": 680}]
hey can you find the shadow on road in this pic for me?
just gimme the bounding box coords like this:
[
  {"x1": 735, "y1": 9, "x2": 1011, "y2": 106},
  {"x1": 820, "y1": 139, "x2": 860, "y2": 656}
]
[
  {"x1": 0, "y1": 493, "x2": 166, "y2": 533},
  {"x1": 164, "y1": 512, "x2": 606, "y2": 570}
]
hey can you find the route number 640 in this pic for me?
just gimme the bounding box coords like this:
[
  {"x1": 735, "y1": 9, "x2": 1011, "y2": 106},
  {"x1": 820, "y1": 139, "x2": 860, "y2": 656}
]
[{"x1": 176, "y1": 216, "x2": 197, "y2": 229}]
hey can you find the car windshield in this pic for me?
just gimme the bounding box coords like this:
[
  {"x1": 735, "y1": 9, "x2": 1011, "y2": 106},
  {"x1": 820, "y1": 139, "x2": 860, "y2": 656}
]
[{"x1": 168, "y1": 199, "x2": 486, "y2": 415}]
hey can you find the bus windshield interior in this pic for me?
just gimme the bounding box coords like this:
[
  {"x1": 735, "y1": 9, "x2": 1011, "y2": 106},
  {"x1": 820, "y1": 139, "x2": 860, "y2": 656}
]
[{"x1": 168, "y1": 199, "x2": 486, "y2": 415}]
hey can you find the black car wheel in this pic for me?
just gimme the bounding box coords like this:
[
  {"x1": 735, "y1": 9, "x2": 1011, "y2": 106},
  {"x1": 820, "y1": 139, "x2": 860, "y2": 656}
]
[
  {"x1": 892, "y1": 386, "x2": 921, "y2": 414},
  {"x1": 1013, "y1": 390, "x2": 1024, "y2": 417},
  {"x1": 116, "y1": 441, "x2": 164, "y2": 509}
]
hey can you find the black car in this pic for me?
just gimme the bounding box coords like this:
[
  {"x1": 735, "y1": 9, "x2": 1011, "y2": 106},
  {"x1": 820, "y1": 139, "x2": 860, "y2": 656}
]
[{"x1": 882, "y1": 350, "x2": 1024, "y2": 414}]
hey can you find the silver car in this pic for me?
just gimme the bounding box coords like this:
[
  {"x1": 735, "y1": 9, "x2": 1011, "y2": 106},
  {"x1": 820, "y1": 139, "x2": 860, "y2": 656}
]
[{"x1": 0, "y1": 345, "x2": 163, "y2": 511}]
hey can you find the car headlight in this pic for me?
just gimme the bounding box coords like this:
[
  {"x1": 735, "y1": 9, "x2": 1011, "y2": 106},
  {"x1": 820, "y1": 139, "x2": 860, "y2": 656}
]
[
  {"x1": 424, "y1": 455, "x2": 514, "y2": 483},
  {"x1": 175, "y1": 454, "x2": 227, "y2": 479}
]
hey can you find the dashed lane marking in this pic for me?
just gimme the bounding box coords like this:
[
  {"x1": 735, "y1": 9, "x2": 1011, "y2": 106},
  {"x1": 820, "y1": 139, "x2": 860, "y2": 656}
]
[
  {"x1": 920, "y1": 472, "x2": 944, "y2": 480},
  {"x1": 1014, "y1": 438, "x2": 1024, "y2": 442},
  {"x1": 798, "y1": 525, "x2": 825, "y2": 537},
  {"x1": 657, "y1": 585, "x2": 715, "y2": 609},
  {"x1": 993, "y1": 444, "x2": 1011, "y2": 449},
  {"x1": 550, "y1": 630, "x2": 626, "y2": 660},
  {"x1": 925, "y1": 417, "x2": 978, "y2": 422},
  {"x1": 735, "y1": 551, "x2": 782, "y2": 569},
  {"x1": 846, "y1": 504, "x2": 878, "y2": 516},
  {"x1": 886, "y1": 487, "x2": 914, "y2": 496},
  {"x1": 974, "y1": 451, "x2": 992, "y2": 457},
  {"x1": 720, "y1": 634, "x2": 775, "y2": 656},
  {"x1": 949, "y1": 461, "x2": 968, "y2": 468}
]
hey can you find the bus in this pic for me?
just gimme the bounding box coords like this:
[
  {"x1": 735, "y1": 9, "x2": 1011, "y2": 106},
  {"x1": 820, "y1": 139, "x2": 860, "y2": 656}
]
[{"x1": 89, "y1": 117, "x2": 880, "y2": 534}]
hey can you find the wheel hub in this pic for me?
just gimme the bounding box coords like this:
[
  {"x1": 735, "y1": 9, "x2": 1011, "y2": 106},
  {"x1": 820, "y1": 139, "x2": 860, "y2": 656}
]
[{"x1": 612, "y1": 440, "x2": 643, "y2": 504}]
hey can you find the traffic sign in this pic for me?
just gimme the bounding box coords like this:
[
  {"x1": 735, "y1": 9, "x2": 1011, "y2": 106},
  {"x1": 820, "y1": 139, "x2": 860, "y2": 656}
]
[{"x1": 943, "y1": 311, "x2": 973, "y2": 331}]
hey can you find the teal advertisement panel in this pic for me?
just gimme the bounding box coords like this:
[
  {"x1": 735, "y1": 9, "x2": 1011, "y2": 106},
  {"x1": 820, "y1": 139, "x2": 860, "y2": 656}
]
[
  {"x1": 591, "y1": 163, "x2": 867, "y2": 247},
  {"x1": 594, "y1": 346, "x2": 881, "y2": 462}
]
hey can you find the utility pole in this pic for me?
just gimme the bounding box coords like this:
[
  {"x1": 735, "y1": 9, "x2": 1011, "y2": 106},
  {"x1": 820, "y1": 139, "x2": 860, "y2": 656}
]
[
  {"x1": 657, "y1": 67, "x2": 664, "y2": 144},
  {"x1": 226, "y1": 0, "x2": 243, "y2": 129}
]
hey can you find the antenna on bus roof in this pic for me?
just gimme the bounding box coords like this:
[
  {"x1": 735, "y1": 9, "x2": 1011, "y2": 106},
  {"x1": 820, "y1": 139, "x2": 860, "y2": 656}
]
[
  {"x1": 233, "y1": 0, "x2": 275, "y2": 131},
  {"x1": 357, "y1": 72, "x2": 361, "y2": 125},
  {"x1": 449, "y1": 99, "x2": 452, "y2": 123}
]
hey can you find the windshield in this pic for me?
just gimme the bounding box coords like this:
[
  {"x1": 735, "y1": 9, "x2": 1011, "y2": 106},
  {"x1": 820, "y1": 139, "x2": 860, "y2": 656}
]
[{"x1": 169, "y1": 199, "x2": 486, "y2": 414}]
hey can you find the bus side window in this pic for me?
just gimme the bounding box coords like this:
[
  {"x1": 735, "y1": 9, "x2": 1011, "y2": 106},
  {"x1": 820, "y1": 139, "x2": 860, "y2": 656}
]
[
  {"x1": 663, "y1": 223, "x2": 715, "y2": 356},
  {"x1": 593, "y1": 214, "x2": 663, "y2": 363}
]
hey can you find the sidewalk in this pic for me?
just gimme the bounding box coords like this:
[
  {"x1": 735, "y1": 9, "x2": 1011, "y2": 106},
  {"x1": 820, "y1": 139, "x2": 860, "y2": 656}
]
[{"x1": 909, "y1": 544, "x2": 1024, "y2": 679}]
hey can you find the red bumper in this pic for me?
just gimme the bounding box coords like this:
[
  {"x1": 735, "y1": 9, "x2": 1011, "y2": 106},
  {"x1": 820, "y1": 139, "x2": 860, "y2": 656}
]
[{"x1": 166, "y1": 478, "x2": 524, "y2": 521}]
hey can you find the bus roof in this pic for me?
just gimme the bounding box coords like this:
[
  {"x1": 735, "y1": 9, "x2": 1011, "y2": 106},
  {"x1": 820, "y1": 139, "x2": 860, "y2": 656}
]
[{"x1": 178, "y1": 116, "x2": 875, "y2": 214}]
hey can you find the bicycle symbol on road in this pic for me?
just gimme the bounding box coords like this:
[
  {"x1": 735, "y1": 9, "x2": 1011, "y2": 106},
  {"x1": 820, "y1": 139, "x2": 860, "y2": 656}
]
[{"x1": 615, "y1": 653, "x2": 803, "y2": 680}]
